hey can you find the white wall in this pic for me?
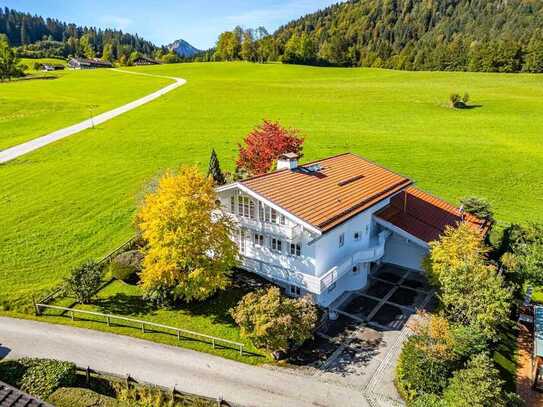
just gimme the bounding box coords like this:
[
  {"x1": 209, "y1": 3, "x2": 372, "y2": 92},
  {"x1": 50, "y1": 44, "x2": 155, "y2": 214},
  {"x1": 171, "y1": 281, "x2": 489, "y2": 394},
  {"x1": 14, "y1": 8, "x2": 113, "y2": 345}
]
[
  {"x1": 312, "y1": 197, "x2": 391, "y2": 276},
  {"x1": 381, "y1": 233, "x2": 428, "y2": 272}
]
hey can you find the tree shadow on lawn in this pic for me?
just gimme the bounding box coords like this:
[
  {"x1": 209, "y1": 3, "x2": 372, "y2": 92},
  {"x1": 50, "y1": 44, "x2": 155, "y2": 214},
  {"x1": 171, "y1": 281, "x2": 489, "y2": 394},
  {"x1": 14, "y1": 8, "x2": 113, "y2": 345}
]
[
  {"x1": 492, "y1": 321, "x2": 519, "y2": 393},
  {"x1": 178, "y1": 270, "x2": 273, "y2": 327},
  {"x1": 93, "y1": 293, "x2": 157, "y2": 317}
]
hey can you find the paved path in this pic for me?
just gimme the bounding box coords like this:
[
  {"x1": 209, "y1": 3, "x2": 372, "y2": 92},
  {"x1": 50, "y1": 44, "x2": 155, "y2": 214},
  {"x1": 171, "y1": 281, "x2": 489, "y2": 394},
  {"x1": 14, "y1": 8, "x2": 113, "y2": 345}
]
[
  {"x1": 0, "y1": 69, "x2": 186, "y2": 164},
  {"x1": 0, "y1": 317, "x2": 369, "y2": 407}
]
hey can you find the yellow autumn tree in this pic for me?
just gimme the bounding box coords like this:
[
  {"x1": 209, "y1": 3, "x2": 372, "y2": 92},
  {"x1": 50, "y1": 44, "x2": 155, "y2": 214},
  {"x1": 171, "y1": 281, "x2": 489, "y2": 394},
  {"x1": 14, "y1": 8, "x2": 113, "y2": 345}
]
[{"x1": 137, "y1": 166, "x2": 238, "y2": 303}]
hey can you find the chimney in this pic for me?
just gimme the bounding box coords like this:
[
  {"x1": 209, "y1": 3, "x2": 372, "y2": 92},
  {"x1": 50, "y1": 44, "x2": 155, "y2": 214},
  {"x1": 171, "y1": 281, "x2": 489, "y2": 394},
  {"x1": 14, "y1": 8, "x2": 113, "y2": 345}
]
[{"x1": 277, "y1": 153, "x2": 299, "y2": 170}]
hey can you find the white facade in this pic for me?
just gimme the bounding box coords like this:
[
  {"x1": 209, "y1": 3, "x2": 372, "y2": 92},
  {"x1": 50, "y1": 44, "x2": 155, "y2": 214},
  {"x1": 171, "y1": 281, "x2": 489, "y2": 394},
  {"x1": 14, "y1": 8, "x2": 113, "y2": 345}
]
[{"x1": 216, "y1": 184, "x2": 428, "y2": 307}]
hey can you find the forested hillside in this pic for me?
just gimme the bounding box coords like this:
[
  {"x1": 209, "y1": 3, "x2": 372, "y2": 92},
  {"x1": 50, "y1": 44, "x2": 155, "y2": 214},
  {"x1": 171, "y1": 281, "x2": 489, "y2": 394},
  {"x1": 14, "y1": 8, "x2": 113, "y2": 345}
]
[
  {"x1": 0, "y1": 7, "x2": 164, "y2": 62},
  {"x1": 271, "y1": 0, "x2": 543, "y2": 72}
]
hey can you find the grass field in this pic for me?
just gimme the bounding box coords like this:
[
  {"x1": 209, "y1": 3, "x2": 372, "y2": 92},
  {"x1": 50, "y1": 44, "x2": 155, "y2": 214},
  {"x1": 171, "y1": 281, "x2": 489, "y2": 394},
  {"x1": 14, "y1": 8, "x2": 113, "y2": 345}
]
[
  {"x1": 0, "y1": 66, "x2": 171, "y2": 149},
  {"x1": 1, "y1": 62, "x2": 543, "y2": 307}
]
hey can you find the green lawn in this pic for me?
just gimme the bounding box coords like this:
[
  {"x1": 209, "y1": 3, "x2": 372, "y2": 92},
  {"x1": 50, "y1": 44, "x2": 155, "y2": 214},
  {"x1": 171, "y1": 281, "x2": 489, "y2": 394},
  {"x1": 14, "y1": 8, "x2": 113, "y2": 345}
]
[
  {"x1": 36, "y1": 278, "x2": 268, "y2": 364},
  {"x1": 1, "y1": 62, "x2": 543, "y2": 308},
  {"x1": 0, "y1": 67, "x2": 171, "y2": 149}
]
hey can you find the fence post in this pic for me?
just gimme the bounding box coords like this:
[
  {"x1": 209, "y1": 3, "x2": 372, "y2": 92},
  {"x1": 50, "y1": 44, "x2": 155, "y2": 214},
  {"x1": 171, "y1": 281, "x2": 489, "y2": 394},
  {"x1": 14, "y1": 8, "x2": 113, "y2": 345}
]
[
  {"x1": 212, "y1": 338, "x2": 215, "y2": 349},
  {"x1": 86, "y1": 366, "x2": 91, "y2": 386},
  {"x1": 177, "y1": 330, "x2": 180, "y2": 340},
  {"x1": 71, "y1": 310, "x2": 74, "y2": 321},
  {"x1": 32, "y1": 296, "x2": 40, "y2": 316},
  {"x1": 141, "y1": 323, "x2": 145, "y2": 333},
  {"x1": 240, "y1": 344, "x2": 243, "y2": 356}
]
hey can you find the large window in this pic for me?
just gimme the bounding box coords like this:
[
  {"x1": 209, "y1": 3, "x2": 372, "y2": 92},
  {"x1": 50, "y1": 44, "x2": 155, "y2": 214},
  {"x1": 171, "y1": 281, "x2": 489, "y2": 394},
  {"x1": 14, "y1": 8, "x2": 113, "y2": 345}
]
[
  {"x1": 238, "y1": 196, "x2": 255, "y2": 219},
  {"x1": 290, "y1": 243, "x2": 301, "y2": 256},
  {"x1": 261, "y1": 204, "x2": 286, "y2": 225}
]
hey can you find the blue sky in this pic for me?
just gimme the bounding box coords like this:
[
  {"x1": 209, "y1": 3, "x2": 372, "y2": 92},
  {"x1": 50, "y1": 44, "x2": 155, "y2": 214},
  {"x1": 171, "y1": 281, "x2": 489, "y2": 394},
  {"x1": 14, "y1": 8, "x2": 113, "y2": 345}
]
[{"x1": 3, "y1": 1, "x2": 344, "y2": 49}]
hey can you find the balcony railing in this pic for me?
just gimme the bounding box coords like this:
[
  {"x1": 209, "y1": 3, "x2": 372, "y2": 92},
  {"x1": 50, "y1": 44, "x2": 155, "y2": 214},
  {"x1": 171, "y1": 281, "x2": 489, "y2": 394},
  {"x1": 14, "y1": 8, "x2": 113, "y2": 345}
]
[
  {"x1": 318, "y1": 230, "x2": 391, "y2": 292},
  {"x1": 240, "y1": 230, "x2": 391, "y2": 295},
  {"x1": 236, "y1": 216, "x2": 304, "y2": 240}
]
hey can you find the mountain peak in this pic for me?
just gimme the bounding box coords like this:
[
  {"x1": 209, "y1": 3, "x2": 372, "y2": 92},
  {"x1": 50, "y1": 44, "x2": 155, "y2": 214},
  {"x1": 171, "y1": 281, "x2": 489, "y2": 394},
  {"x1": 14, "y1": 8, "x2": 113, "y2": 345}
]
[{"x1": 168, "y1": 39, "x2": 201, "y2": 57}]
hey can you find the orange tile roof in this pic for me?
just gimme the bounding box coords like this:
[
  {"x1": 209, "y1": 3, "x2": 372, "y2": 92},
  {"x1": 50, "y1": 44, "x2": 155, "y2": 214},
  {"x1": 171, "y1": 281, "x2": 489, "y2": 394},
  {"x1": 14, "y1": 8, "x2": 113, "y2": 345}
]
[
  {"x1": 375, "y1": 186, "x2": 488, "y2": 243},
  {"x1": 241, "y1": 153, "x2": 413, "y2": 232}
]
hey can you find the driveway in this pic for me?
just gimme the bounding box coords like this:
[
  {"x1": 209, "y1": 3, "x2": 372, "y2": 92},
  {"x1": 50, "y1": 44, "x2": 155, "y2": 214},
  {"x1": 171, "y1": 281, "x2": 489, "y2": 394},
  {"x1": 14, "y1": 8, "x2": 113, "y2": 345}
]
[
  {"x1": 0, "y1": 69, "x2": 186, "y2": 164},
  {"x1": 0, "y1": 317, "x2": 369, "y2": 407}
]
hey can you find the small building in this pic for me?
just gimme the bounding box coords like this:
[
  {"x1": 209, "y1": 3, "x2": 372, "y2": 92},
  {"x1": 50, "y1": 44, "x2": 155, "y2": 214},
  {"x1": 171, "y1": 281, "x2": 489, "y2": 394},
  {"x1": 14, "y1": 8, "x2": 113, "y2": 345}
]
[
  {"x1": 68, "y1": 58, "x2": 113, "y2": 69},
  {"x1": 132, "y1": 55, "x2": 161, "y2": 66},
  {"x1": 216, "y1": 152, "x2": 488, "y2": 308},
  {"x1": 534, "y1": 306, "x2": 543, "y2": 390}
]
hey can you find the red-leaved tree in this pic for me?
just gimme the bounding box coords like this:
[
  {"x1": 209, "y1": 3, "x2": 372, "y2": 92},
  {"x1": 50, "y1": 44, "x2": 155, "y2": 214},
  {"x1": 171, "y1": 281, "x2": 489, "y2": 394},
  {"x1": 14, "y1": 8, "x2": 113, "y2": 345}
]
[{"x1": 236, "y1": 120, "x2": 304, "y2": 176}]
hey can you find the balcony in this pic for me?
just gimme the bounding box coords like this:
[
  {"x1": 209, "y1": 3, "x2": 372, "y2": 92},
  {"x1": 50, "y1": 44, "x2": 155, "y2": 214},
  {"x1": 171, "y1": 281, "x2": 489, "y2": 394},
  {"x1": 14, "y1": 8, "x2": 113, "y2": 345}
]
[
  {"x1": 240, "y1": 230, "x2": 391, "y2": 295},
  {"x1": 236, "y1": 216, "x2": 304, "y2": 240}
]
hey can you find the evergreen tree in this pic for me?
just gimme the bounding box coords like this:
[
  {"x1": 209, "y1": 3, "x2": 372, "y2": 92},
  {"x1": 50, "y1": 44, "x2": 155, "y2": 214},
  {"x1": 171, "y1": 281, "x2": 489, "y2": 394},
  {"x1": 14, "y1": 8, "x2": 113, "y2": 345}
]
[{"x1": 208, "y1": 149, "x2": 226, "y2": 186}]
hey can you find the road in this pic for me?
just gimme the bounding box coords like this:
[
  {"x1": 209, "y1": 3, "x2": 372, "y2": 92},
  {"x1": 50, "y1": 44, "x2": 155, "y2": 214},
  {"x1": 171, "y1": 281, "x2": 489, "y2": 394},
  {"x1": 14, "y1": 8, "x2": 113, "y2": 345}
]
[
  {"x1": 0, "y1": 317, "x2": 369, "y2": 407},
  {"x1": 0, "y1": 69, "x2": 186, "y2": 164}
]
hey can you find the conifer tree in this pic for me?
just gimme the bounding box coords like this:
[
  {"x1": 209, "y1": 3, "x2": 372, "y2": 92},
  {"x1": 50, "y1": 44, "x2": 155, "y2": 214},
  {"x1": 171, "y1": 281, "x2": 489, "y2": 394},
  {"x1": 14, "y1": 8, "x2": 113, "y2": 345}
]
[{"x1": 208, "y1": 149, "x2": 226, "y2": 186}]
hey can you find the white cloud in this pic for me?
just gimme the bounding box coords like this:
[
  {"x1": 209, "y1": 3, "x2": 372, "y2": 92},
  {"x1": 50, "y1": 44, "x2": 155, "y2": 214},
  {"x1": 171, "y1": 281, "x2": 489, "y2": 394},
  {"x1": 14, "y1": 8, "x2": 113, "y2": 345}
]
[{"x1": 99, "y1": 15, "x2": 133, "y2": 31}]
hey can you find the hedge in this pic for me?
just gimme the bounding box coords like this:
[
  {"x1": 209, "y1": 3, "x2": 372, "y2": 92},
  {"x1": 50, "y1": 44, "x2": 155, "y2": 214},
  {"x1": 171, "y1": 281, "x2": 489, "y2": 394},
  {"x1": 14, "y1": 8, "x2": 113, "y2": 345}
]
[{"x1": 0, "y1": 358, "x2": 76, "y2": 399}]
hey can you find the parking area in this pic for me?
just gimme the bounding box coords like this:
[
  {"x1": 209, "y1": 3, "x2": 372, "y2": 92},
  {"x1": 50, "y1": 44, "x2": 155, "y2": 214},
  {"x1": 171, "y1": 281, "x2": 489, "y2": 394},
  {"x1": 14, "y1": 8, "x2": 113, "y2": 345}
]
[
  {"x1": 339, "y1": 264, "x2": 435, "y2": 331},
  {"x1": 288, "y1": 264, "x2": 434, "y2": 405}
]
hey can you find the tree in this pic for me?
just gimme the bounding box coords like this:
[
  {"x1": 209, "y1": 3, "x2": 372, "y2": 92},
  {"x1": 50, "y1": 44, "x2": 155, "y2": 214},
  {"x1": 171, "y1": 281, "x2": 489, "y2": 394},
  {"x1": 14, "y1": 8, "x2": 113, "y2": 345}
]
[
  {"x1": 396, "y1": 334, "x2": 453, "y2": 401},
  {"x1": 102, "y1": 42, "x2": 114, "y2": 62},
  {"x1": 231, "y1": 287, "x2": 317, "y2": 352},
  {"x1": 64, "y1": 260, "x2": 102, "y2": 304},
  {"x1": 443, "y1": 353, "x2": 508, "y2": 407},
  {"x1": 499, "y1": 223, "x2": 543, "y2": 287},
  {"x1": 208, "y1": 149, "x2": 226, "y2": 186},
  {"x1": 137, "y1": 166, "x2": 238, "y2": 303},
  {"x1": 0, "y1": 35, "x2": 23, "y2": 81},
  {"x1": 79, "y1": 34, "x2": 95, "y2": 58},
  {"x1": 236, "y1": 120, "x2": 305, "y2": 176},
  {"x1": 460, "y1": 196, "x2": 494, "y2": 225},
  {"x1": 424, "y1": 223, "x2": 511, "y2": 338},
  {"x1": 241, "y1": 30, "x2": 256, "y2": 62}
]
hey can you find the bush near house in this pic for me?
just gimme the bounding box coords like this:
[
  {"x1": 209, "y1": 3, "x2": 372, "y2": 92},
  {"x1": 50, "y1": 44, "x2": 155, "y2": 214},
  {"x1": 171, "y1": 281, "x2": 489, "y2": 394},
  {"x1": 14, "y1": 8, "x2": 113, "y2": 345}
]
[
  {"x1": 64, "y1": 260, "x2": 103, "y2": 304},
  {"x1": 0, "y1": 358, "x2": 76, "y2": 399},
  {"x1": 231, "y1": 286, "x2": 318, "y2": 353}
]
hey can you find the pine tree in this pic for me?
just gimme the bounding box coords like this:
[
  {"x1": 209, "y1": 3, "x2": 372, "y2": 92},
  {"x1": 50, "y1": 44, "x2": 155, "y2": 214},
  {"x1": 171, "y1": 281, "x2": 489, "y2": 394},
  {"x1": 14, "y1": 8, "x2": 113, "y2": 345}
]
[{"x1": 208, "y1": 149, "x2": 226, "y2": 186}]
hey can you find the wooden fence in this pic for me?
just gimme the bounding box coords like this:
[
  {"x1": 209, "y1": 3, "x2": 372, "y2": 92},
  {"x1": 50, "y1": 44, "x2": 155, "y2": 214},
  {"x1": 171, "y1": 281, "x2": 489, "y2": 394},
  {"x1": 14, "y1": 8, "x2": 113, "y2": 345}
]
[{"x1": 35, "y1": 304, "x2": 245, "y2": 356}]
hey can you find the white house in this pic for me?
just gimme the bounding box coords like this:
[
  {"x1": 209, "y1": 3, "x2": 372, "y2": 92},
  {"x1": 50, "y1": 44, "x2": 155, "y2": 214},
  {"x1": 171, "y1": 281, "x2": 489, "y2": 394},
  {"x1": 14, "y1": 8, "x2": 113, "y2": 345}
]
[{"x1": 216, "y1": 153, "x2": 487, "y2": 308}]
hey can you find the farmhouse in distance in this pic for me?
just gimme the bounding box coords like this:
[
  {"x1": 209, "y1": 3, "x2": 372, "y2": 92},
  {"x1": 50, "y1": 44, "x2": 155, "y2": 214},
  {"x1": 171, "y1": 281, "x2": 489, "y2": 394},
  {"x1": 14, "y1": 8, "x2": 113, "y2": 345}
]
[{"x1": 217, "y1": 152, "x2": 488, "y2": 309}]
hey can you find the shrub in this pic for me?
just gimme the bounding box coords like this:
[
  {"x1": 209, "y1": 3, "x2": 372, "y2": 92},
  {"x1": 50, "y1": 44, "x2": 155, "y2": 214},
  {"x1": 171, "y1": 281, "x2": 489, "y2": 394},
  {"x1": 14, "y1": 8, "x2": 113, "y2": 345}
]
[
  {"x1": 460, "y1": 196, "x2": 494, "y2": 225},
  {"x1": 65, "y1": 260, "x2": 103, "y2": 304},
  {"x1": 231, "y1": 287, "x2": 318, "y2": 352},
  {"x1": 107, "y1": 261, "x2": 137, "y2": 282},
  {"x1": 0, "y1": 358, "x2": 76, "y2": 399},
  {"x1": 395, "y1": 335, "x2": 452, "y2": 401},
  {"x1": 443, "y1": 353, "x2": 508, "y2": 407},
  {"x1": 48, "y1": 387, "x2": 121, "y2": 407},
  {"x1": 411, "y1": 394, "x2": 447, "y2": 407}
]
